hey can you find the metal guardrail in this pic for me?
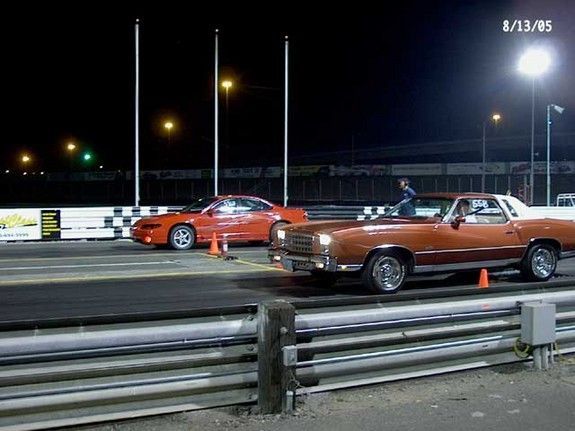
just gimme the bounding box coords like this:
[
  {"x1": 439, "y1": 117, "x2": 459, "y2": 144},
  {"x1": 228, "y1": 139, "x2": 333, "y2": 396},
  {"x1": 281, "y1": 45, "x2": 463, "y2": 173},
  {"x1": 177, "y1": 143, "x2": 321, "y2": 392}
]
[{"x1": 1, "y1": 290, "x2": 575, "y2": 429}]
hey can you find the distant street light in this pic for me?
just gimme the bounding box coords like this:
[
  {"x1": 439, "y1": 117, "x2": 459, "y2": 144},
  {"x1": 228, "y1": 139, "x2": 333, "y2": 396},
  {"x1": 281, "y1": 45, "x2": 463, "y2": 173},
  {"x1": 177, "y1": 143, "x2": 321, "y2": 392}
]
[
  {"x1": 518, "y1": 47, "x2": 551, "y2": 204},
  {"x1": 164, "y1": 121, "x2": 174, "y2": 147},
  {"x1": 83, "y1": 152, "x2": 92, "y2": 162},
  {"x1": 481, "y1": 113, "x2": 502, "y2": 192},
  {"x1": 66, "y1": 142, "x2": 77, "y2": 172},
  {"x1": 546, "y1": 104, "x2": 565, "y2": 205},
  {"x1": 221, "y1": 80, "x2": 233, "y2": 165}
]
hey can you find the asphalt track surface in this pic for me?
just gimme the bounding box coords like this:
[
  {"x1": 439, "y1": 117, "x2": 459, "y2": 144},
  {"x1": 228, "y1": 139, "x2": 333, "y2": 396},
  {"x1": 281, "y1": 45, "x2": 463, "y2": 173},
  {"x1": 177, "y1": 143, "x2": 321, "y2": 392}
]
[{"x1": 0, "y1": 240, "x2": 574, "y2": 322}]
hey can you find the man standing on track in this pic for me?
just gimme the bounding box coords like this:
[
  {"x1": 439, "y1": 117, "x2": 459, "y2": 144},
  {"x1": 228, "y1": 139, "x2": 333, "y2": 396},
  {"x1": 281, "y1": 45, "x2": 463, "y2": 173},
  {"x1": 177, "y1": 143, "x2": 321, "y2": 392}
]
[{"x1": 397, "y1": 177, "x2": 416, "y2": 216}]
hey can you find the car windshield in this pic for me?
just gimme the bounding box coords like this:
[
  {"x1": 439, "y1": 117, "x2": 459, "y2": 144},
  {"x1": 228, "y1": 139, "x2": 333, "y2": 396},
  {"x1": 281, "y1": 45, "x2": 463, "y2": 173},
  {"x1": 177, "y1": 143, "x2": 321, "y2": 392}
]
[
  {"x1": 182, "y1": 197, "x2": 219, "y2": 212},
  {"x1": 384, "y1": 197, "x2": 455, "y2": 218}
]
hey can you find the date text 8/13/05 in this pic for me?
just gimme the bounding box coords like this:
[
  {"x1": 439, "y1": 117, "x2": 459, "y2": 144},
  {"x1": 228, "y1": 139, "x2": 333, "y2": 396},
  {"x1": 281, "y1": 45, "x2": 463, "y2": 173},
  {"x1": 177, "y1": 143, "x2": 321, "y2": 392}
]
[{"x1": 503, "y1": 20, "x2": 552, "y2": 33}]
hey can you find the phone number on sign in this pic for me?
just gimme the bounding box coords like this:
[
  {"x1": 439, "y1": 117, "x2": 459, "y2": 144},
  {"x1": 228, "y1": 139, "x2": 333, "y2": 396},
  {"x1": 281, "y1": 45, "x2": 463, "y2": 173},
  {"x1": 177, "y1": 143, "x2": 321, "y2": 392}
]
[{"x1": 503, "y1": 20, "x2": 552, "y2": 32}]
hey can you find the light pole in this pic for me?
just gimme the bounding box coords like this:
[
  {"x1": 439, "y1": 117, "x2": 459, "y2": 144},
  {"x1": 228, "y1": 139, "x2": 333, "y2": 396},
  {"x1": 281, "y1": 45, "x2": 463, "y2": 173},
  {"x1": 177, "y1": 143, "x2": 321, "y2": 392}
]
[
  {"x1": 518, "y1": 48, "x2": 551, "y2": 205},
  {"x1": 66, "y1": 142, "x2": 77, "y2": 173},
  {"x1": 221, "y1": 80, "x2": 233, "y2": 166},
  {"x1": 546, "y1": 104, "x2": 565, "y2": 205},
  {"x1": 164, "y1": 121, "x2": 174, "y2": 146},
  {"x1": 21, "y1": 154, "x2": 31, "y2": 173},
  {"x1": 481, "y1": 113, "x2": 501, "y2": 193}
]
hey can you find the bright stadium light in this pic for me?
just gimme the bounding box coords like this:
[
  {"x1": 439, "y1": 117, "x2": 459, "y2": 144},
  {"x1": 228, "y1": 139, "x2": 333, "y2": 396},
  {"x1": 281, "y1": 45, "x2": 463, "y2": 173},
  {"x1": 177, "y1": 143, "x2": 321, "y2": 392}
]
[
  {"x1": 518, "y1": 47, "x2": 552, "y2": 204},
  {"x1": 518, "y1": 48, "x2": 551, "y2": 76}
]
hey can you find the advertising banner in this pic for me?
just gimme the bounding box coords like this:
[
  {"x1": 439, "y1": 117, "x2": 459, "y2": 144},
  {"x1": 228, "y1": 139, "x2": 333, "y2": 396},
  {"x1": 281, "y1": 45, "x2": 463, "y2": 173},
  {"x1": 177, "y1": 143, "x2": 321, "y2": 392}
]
[
  {"x1": 510, "y1": 161, "x2": 575, "y2": 175},
  {"x1": 446, "y1": 162, "x2": 507, "y2": 175},
  {"x1": 41, "y1": 210, "x2": 61, "y2": 239},
  {"x1": 223, "y1": 167, "x2": 263, "y2": 178},
  {"x1": 0, "y1": 209, "x2": 42, "y2": 241},
  {"x1": 328, "y1": 165, "x2": 390, "y2": 176},
  {"x1": 288, "y1": 165, "x2": 327, "y2": 177},
  {"x1": 391, "y1": 163, "x2": 443, "y2": 176}
]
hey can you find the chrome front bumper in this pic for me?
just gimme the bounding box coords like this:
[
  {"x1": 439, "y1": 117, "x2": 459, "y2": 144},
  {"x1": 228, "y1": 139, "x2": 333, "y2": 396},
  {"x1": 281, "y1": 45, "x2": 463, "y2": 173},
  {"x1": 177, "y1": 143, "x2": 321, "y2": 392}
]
[
  {"x1": 269, "y1": 250, "x2": 337, "y2": 272},
  {"x1": 268, "y1": 250, "x2": 362, "y2": 273}
]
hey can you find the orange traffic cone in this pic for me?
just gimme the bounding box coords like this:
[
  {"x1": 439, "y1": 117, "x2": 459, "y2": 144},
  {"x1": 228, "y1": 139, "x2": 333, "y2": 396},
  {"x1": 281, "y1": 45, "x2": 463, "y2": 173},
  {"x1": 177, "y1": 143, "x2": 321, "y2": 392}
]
[
  {"x1": 478, "y1": 269, "x2": 489, "y2": 289},
  {"x1": 208, "y1": 232, "x2": 220, "y2": 256}
]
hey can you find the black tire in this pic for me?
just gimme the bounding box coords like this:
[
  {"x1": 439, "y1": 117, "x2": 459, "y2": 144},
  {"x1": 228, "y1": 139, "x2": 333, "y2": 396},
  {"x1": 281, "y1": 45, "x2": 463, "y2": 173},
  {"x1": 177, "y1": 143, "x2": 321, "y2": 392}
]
[
  {"x1": 307, "y1": 271, "x2": 339, "y2": 288},
  {"x1": 362, "y1": 251, "x2": 407, "y2": 294},
  {"x1": 168, "y1": 225, "x2": 196, "y2": 250},
  {"x1": 269, "y1": 221, "x2": 289, "y2": 242},
  {"x1": 520, "y1": 244, "x2": 557, "y2": 282}
]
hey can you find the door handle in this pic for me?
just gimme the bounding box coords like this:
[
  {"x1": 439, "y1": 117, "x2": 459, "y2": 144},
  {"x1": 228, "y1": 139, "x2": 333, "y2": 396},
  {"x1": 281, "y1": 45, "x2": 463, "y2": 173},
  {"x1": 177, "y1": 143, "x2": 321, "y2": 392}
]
[{"x1": 505, "y1": 231, "x2": 515, "y2": 235}]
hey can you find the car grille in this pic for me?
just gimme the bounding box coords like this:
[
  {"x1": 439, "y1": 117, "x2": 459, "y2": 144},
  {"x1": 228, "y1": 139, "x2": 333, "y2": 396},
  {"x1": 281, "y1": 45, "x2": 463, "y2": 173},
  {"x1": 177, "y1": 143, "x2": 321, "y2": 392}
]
[{"x1": 285, "y1": 233, "x2": 314, "y2": 254}]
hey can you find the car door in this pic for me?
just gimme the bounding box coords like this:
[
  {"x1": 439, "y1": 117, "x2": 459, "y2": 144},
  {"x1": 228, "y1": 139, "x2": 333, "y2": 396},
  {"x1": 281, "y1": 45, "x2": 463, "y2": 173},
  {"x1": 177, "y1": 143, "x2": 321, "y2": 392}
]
[
  {"x1": 432, "y1": 198, "x2": 525, "y2": 270},
  {"x1": 234, "y1": 198, "x2": 275, "y2": 240},
  {"x1": 196, "y1": 198, "x2": 244, "y2": 241}
]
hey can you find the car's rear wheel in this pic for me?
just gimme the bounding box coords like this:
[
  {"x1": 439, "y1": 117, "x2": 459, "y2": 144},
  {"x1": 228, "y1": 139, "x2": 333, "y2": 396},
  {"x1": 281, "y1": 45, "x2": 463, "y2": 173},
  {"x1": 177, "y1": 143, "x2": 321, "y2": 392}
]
[
  {"x1": 269, "y1": 221, "x2": 289, "y2": 242},
  {"x1": 362, "y1": 251, "x2": 407, "y2": 294},
  {"x1": 520, "y1": 244, "x2": 557, "y2": 282},
  {"x1": 168, "y1": 225, "x2": 196, "y2": 250}
]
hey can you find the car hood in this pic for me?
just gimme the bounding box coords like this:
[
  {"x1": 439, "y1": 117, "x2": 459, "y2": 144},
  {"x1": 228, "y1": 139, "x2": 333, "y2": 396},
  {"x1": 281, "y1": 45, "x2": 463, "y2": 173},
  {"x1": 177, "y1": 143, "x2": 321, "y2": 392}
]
[{"x1": 287, "y1": 217, "x2": 438, "y2": 235}]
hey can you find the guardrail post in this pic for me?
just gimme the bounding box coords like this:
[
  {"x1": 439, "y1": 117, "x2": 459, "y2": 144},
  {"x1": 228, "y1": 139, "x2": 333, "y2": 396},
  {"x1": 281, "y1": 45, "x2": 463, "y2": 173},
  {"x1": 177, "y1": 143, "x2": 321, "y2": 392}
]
[
  {"x1": 258, "y1": 300, "x2": 296, "y2": 414},
  {"x1": 520, "y1": 302, "x2": 556, "y2": 370}
]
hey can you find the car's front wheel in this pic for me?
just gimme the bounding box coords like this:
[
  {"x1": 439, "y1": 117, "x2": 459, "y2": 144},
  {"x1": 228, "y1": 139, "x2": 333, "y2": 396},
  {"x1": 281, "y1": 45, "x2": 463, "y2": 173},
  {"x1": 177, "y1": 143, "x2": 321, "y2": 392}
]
[
  {"x1": 520, "y1": 244, "x2": 557, "y2": 282},
  {"x1": 362, "y1": 252, "x2": 407, "y2": 294},
  {"x1": 168, "y1": 225, "x2": 196, "y2": 250}
]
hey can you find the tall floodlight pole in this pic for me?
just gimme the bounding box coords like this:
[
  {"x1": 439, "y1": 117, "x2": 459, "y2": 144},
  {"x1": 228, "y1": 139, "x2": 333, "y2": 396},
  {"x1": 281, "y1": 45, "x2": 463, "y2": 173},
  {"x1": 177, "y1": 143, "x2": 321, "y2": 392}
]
[
  {"x1": 481, "y1": 113, "x2": 501, "y2": 193},
  {"x1": 134, "y1": 19, "x2": 140, "y2": 206},
  {"x1": 546, "y1": 104, "x2": 565, "y2": 205},
  {"x1": 481, "y1": 122, "x2": 486, "y2": 193},
  {"x1": 530, "y1": 78, "x2": 535, "y2": 205},
  {"x1": 283, "y1": 36, "x2": 289, "y2": 207},
  {"x1": 214, "y1": 29, "x2": 219, "y2": 196},
  {"x1": 518, "y1": 47, "x2": 551, "y2": 205}
]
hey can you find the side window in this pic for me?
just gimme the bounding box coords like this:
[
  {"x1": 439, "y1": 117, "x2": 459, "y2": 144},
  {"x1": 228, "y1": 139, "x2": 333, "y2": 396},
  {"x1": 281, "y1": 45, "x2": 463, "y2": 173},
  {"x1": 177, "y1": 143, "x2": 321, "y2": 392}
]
[
  {"x1": 452, "y1": 199, "x2": 507, "y2": 224},
  {"x1": 213, "y1": 199, "x2": 239, "y2": 214},
  {"x1": 239, "y1": 198, "x2": 272, "y2": 212},
  {"x1": 501, "y1": 199, "x2": 519, "y2": 218},
  {"x1": 468, "y1": 199, "x2": 507, "y2": 224}
]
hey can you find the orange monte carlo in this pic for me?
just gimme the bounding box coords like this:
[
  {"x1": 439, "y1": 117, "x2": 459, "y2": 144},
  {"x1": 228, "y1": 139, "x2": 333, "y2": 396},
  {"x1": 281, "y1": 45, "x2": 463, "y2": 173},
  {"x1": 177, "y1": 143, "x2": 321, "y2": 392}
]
[
  {"x1": 131, "y1": 195, "x2": 307, "y2": 250},
  {"x1": 269, "y1": 193, "x2": 575, "y2": 294}
]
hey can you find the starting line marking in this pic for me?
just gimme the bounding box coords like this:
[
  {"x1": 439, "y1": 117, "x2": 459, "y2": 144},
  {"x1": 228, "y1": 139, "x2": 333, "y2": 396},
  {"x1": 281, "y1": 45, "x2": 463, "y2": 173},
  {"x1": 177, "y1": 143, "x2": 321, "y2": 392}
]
[{"x1": 0, "y1": 268, "x2": 275, "y2": 287}]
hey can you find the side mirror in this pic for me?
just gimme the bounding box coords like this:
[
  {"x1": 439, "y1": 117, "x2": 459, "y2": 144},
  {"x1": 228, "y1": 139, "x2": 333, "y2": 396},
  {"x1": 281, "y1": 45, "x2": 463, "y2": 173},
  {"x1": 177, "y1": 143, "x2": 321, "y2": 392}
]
[
  {"x1": 451, "y1": 215, "x2": 465, "y2": 229},
  {"x1": 205, "y1": 209, "x2": 214, "y2": 217}
]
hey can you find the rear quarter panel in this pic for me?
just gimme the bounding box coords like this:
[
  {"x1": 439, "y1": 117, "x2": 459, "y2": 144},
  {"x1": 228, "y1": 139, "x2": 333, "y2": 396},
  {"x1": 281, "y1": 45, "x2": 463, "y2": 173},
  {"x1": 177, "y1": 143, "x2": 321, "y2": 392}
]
[{"x1": 513, "y1": 219, "x2": 575, "y2": 252}]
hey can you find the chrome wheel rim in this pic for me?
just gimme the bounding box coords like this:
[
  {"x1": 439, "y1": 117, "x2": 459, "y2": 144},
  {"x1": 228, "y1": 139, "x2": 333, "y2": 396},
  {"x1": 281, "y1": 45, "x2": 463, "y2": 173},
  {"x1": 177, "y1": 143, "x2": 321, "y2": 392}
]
[
  {"x1": 372, "y1": 256, "x2": 405, "y2": 291},
  {"x1": 532, "y1": 248, "x2": 555, "y2": 278},
  {"x1": 173, "y1": 228, "x2": 192, "y2": 248}
]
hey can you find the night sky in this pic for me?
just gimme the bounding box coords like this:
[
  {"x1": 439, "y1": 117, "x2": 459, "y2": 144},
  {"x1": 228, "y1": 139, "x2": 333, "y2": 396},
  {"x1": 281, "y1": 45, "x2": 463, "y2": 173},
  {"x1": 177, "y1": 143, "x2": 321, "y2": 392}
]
[{"x1": 2, "y1": 0, "x2": 574, "y2": 171}]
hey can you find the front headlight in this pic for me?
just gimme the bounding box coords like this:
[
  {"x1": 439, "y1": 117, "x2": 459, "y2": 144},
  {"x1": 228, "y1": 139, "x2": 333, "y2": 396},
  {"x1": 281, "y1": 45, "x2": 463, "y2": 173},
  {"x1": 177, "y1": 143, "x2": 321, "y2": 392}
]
[
  {"x1": 319, "y1": 234, "x2": 332, "y2": 246},
  {"x1": 277, "y1": 229, "x2": 286, "y2": 240}
]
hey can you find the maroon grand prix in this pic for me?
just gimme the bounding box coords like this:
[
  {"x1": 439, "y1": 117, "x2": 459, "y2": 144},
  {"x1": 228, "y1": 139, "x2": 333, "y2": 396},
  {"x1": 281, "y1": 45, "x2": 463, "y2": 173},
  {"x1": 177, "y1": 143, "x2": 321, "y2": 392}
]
[{"x1": 269, "y1": 193, "x2": 575, "y2": 293}]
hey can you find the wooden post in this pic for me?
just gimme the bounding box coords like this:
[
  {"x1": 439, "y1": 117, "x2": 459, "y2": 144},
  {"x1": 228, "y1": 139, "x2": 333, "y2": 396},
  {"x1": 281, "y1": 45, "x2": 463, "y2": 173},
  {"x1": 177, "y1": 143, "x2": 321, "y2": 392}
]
[{"x1": 258, "y1": 300, "x2": 296, "y2": 414}]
